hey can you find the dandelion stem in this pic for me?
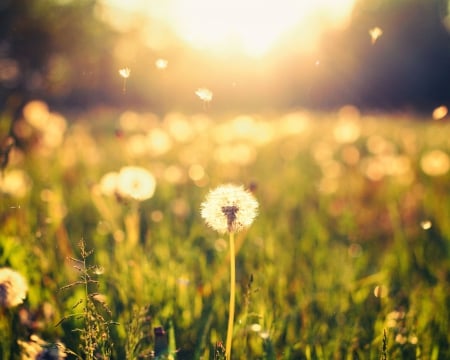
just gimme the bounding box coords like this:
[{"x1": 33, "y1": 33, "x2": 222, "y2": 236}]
[{"x1": 226, "y1": 231, "x2": 236, "y2": 359}]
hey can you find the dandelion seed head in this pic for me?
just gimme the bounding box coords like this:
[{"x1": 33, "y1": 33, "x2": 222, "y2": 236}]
[
  {"x1": 200, "y1": 184, "x2": 258, "y2": 233},
  {"x1": 0, "y1": 268, "x2": 28, "y2": 308},
  {"x1": 116, "y1": 166, "x2": 156, "y2": 201}
]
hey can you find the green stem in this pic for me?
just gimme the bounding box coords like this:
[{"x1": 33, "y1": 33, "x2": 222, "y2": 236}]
[{"x1": 226, "y1": 232, "x2": 236, "y2": 359}]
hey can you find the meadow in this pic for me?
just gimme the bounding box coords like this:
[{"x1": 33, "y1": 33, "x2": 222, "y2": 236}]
[{"x1": 0, "y1": 102, "x2": 449, "y2": 359}]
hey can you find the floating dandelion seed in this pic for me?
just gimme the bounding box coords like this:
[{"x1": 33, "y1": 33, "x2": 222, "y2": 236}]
[
  {"x1": 155, "y1": 58, "x2": 168, "y2": 70},
  {"x1": 201, "y1": 184, "x2": 258, "y2": 234},
  {"x1": 195, "y1": 87, "x2": 213, "y2": 108},
  {"x1": 119, "y1": 67, "x2": 130, "y2": 78},
  {"x1": 369, "y1": 27, "x2": 383, "y2": 44},
  {"x1": 0, "y1": 267, "x2": 28, "y2": 308},
  {"x1": 118, "y1": 67, "x2": 131, "y2": 93}
]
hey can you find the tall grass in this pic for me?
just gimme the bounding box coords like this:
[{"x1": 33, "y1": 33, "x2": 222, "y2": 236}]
[{"x1": 0, "y1": 106, "x2": 449, "y2": 359}]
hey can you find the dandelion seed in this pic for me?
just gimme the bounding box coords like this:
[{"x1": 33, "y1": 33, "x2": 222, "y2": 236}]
[
  {"x1": 118, "y1": 67, "x2": 131, "y2": 93},
  {"x1": 0, "y1": 268, "x2": 28, "y2": 308},
  {"x1": 155, "y1": 58, "x2": 168, "y2": 70},
  {"x1": 200, "y1": 184, "x2": 258, "y2": 234},
  {"x1": 195, "y1": 87, "x2": 213, "y2": 106},
  {"x1": 369, "y1": 27, "x2": 383, "y2": 44},
  {"x1": 118, "y1": 67, "x2": 131, "y2": 79}
]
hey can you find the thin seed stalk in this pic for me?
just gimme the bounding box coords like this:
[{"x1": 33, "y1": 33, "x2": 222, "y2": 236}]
[{"x1": 226, "y1": 231, "x2": 236, "y2": 359}]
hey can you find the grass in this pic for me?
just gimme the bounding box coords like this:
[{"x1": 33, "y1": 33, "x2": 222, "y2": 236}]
[{"x1": 0, "y1": 106, "x2": 449, "y2": 359}]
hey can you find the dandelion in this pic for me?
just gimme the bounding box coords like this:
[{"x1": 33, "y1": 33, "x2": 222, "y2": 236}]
[
  {"x1": 116, "y1": 166, "x2": 156, "y2": 201},
  {"x1": 201, "y1": 184, "x2": 258, "y2": 234},
  {"x1": 200, "y1": 184, "x2": 258, "y2": 359},
  {"x1": 369, "y1": 26, "x2": 383, "y2": 44},
  {"x1": 0, "y1": 267, "x2": 28, "y2": 308},
  {"x1": 118, "y1": 67, "x2": 131, "y2": 92}
]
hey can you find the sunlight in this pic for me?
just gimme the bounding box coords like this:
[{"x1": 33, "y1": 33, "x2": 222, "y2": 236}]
[
  {"x1": 170, "y1": 0, "x2": 356, "y2": 56},
  {"x1": 99, "y1": 0, "x2": 356, "y2": 57}
]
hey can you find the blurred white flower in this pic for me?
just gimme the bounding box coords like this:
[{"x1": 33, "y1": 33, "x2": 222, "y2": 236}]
[
  {"x1": 0, "y1": 267, "x2": 28, "y2": 308},
  {"x1": 116, "y1": 166, "x2": 156, "y2": 201}
]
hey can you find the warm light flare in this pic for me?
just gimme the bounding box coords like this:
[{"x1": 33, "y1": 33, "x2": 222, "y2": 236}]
[{"x1": 171, "y1": 0, "x2": 356, "y2": 56}]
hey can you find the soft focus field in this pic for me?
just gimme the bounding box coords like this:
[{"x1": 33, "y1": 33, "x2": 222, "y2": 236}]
[{"x1": 1, "y1": 104, "x2": 449, "y2": 359}]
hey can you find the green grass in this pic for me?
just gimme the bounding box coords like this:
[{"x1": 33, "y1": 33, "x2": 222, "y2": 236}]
[{"x1": 1, "y1": 108, "x2": 449, "y2": 359}]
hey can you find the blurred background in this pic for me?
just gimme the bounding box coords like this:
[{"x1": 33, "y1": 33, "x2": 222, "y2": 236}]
[{"x1": 1, "y1": 0, "x2": 450, "y2": 116}]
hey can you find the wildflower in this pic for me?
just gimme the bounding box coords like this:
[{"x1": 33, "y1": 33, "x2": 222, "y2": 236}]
[
  {"x1": 201, "y1": 184, "x2": 258, "y2": 234},
  {"x1": 200, "y1": 184, "x2": 258, "y2": 359},
  {"x1": 0, "y1": 267, "x2": 28, "y2": 308},
  {"x1": 116, "y1": 166, "x2": 156, "y2": 201},
  {"x1": 195, "y1": 87, "x2": 213, "y2": 103},
  {"x1": 18, "y1": 334, "x2": 67, "y2": 360}
]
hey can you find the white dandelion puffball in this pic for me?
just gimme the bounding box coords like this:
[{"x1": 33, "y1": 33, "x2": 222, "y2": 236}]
[
  {"x1": 116, "y1": 166, "x2": 156, "y2": 201},
  {"x1": 0, "y1": 268, "x2": 28, "y2": 308},
  {"x1": 201, "y1": 184, "x2": 258, "y2": 234}
]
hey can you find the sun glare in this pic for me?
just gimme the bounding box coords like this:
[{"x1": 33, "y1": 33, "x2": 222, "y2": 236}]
[
  {"x1": 100, "y1": 0, "x2": 356, "y2": 57},
  {"x1": 170, "y1": 0, "x2": 356, "y2": 56}
]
